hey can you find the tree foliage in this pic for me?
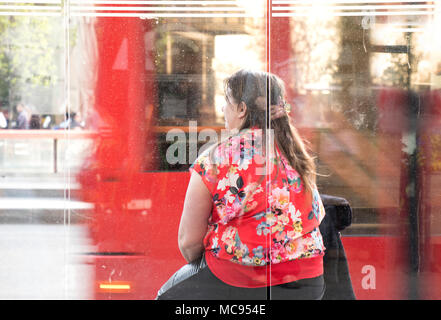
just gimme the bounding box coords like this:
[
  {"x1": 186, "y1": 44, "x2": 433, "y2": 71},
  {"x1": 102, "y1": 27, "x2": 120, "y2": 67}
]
[{"x1": 0, "y1": 16, "x2": 60, "y2": 109}]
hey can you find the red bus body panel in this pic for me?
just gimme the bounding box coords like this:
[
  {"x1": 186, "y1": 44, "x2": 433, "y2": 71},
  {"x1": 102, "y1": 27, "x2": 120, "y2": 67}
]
[{"x1": 86, "y1": 170, "x2": 426, "y2": 300}]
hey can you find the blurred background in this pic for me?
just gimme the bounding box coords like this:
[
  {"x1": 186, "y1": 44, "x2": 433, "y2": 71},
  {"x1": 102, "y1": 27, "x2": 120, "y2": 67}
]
[{"x1": 0, "y1": 0, "x2": 440, "y2": 299}]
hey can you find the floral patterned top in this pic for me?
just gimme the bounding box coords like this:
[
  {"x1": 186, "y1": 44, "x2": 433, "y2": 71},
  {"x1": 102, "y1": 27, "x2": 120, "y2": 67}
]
[{"x1": 190, "y1": 128, "x2": 326, "y2": 287}]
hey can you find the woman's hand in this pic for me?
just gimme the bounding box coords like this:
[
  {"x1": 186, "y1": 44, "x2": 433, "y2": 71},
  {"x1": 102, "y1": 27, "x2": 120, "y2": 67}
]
[{"x1": 178, "y1": 171, "x2": 213, "y2": 263}]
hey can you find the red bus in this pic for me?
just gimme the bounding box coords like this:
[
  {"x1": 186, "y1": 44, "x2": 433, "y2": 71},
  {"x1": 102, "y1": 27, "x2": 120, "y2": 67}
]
[{"x1": 74, "y1": 2, "x2": 441, "y2": 300}]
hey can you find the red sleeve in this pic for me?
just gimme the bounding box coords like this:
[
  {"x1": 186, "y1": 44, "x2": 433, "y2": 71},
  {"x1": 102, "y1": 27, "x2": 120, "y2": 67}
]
[{"x1": 189, "y1": 153, "x2": 219, "y2": 196}]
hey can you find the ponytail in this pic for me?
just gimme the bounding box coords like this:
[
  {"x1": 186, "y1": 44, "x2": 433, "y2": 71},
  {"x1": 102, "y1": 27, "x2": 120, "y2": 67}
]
[{"x1": 225, "y1": 69, "x2": 317, "y2": 193}]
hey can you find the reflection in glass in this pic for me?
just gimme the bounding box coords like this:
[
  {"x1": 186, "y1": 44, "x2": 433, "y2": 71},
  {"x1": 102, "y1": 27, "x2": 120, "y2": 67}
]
[{"x1": 0, "y1": 0, "x2": 440, "y2": 300}]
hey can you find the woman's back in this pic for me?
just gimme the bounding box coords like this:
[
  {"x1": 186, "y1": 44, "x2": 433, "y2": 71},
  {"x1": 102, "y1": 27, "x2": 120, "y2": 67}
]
[
  {"x1": 162, "y1": 69, "x2": 327, "y2": 298},
  {"x1": 191, "y1": 127, "x2": 326, "y2": 287}
]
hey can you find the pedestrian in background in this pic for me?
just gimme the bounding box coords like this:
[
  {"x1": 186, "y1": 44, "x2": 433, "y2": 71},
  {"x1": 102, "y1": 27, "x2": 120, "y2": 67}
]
[{"x1": 15, "y1": 103, "x2": 29, "y2": 129}]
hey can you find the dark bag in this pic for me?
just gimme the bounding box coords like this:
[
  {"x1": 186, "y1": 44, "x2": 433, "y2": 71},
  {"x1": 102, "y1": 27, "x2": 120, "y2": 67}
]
[{"x1": 319, "y1": 194, "x2": 356, "y2": 300}]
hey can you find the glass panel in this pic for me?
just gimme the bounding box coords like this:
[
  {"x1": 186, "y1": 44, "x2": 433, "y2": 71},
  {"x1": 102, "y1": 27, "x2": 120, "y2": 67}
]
[
  {"x1": 2, "y1": 0, "x2": 440, "y2": 301},
  {"x1": 74, "y1": 1, "x2": 269, "y2": 300},
  {"x1": 0, "y1": 8, "x2": 94, "y2": 299},
  {"x1": 417, "y1": 3, "x2": 441, "y2": 298},
  {"x1": 268, "y1": 0, "x2": 441, "y2": 300}
]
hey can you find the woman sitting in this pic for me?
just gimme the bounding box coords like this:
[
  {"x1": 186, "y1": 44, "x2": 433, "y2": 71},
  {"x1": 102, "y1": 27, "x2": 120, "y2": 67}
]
[{"x1": 157, "y1": 69, "x2": 326, "y2": 300}]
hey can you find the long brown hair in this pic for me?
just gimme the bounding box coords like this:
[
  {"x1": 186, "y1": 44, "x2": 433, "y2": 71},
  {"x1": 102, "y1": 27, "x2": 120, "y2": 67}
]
[{"x1": 224, "y1": 69, "x2": 317, "y2": 193}]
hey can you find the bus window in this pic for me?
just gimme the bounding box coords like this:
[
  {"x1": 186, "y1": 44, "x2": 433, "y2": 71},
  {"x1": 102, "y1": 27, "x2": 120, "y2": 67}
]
[{"x1": 149, "y1": 15, "x2": 266, "y2": 172}]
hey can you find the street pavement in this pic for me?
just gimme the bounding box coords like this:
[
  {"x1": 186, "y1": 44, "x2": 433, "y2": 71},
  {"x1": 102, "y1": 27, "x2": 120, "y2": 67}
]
[
  {"x1": 0, "y1": 223, "x2": 94, "y2": 299},
  {"x1": 0, "y1": 175, "x2": 95, "y2": 299}
]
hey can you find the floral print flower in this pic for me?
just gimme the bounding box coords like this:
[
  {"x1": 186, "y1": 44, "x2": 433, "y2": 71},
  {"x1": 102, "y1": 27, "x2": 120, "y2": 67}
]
[
  {"x1": 293, "y1": 220, "x2": 303, "y2": 233},
  {"x1": 218, "y1": 198, "x2": 243, "y2": 225},
  {"x1": 274, "y1": 231, "x2": 287, "y2": 243},
  {"x1": 256, "y1": 221, "x2": 270, "y2": 236},
  {"x1": 269, "y1": 187, "x2": 290, "y2": 213},
  {"x1": 217, "y1": 177, "x2": 229, "y2": 191},
  {"x1": 191, "y1": 128, "x2": 325, "y2": 267},
  {"x1": 253, "y1": 245, "x2": 265, "y2": 259}
]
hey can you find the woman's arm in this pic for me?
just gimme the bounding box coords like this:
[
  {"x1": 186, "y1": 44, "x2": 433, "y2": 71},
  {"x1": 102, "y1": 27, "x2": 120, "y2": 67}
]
[{"x1": 178, "y1": 170, "x2": 213, "y2": 263}]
